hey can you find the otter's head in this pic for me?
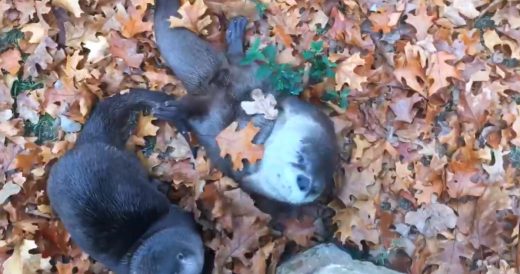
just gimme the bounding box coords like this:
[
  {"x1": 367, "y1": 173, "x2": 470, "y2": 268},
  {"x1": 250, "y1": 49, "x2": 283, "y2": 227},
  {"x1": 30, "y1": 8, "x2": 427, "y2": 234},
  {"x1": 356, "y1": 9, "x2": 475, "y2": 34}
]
[
  {"x1": 243, "y1": 111, "x2": 338, "y2": 204},
  {"x1": 130, "y1": 227, "x2": 204, "y2": 274}
]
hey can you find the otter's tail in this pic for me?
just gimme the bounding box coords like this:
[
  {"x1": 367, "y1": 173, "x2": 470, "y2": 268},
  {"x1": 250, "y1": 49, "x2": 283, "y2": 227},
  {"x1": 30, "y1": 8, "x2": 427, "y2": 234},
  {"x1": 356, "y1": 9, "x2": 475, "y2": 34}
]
[
  {"x1": 76, "y1": 89, "x2": 175, "y2": 149},
  {"x1": 154, "y1": 0, "x2": 225, "y2": 94}
]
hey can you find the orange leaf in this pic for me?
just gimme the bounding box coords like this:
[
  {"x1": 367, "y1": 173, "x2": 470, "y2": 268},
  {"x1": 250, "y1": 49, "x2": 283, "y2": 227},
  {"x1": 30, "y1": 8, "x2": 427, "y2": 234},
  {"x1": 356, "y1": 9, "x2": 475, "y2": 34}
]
[{"x1": 216, "y1": 121, "x2": 264, "y2": 171}]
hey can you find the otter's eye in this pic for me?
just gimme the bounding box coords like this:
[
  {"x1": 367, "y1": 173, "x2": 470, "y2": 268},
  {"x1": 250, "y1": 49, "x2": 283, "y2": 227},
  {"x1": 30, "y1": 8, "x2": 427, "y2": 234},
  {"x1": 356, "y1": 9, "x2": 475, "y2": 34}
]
[{"x1": 177, "y1": 252, "x2": 185, "y2": 261}]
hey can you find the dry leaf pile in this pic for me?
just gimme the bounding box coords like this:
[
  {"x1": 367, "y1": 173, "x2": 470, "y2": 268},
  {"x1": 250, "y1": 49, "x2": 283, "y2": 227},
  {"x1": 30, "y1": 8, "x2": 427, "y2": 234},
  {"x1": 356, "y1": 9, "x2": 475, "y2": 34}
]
[{"x1": 1, "y1": 0, "x2": 520, "y2": 273}]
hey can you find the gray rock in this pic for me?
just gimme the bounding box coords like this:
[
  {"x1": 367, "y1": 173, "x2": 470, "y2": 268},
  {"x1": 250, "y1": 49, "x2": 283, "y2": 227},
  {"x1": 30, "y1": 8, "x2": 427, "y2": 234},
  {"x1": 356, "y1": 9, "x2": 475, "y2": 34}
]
[{"x1": 276, "y1": 243, "x2": 402, "y2": 274}]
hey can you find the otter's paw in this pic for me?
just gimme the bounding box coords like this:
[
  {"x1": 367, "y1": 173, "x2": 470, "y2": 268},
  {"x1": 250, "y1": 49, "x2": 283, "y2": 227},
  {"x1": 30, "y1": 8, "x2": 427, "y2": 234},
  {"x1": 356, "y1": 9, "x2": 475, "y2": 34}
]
[{"x1": 226, "y1": 16, "x2": 248, "y2": 55}]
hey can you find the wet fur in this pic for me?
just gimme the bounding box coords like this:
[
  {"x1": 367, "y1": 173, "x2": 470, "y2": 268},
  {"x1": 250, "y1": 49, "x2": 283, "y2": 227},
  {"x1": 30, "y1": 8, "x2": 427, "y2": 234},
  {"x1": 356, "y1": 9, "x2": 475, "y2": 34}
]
[{"x1": 47, "y1": 89, "x2": 204, "y2": 274}]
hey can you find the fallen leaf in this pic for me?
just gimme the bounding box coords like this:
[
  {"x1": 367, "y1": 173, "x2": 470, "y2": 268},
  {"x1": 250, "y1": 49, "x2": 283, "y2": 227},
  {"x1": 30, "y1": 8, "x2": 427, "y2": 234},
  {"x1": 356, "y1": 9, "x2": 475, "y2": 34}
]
[
  {"x1": 426, "y1": 52, "x2": 460, "y2": 96},
  {"x1": 405, "y1": 202, "x2": 457, "y2": 237},
  {"x1": 118, "y1": 4, "x2": 153, "y2": 38},
  {"x1": 389, "y1": 93, "x2": 422, "y2": 123},
  {"x1": 335, "y1": 52, "x2": 367, "y2": 91},
  {"x1": 84, "y1": 36, "x2": 109, "y2": 63},
  {"x1": 136, "y1": 113, "x2": 159, "y2": 138},
  {"x1": 405, "y1": 3, "x2": 435, "y2": 40},
  {"x1": 240, "y1": 89, "x2": 278, "y2": 120},
  {"x1": 169, "y1": 0, "x2": 212, "y2": 35},
  {"x1": 0, "y1": 48, "x2": 22, "y2": 75},
  {"x1": 108, "y1": 32, "x2": 144, "y2": 68},
  {"x1": 216, "y1": 121, "x2": 264, "y2": 171}
]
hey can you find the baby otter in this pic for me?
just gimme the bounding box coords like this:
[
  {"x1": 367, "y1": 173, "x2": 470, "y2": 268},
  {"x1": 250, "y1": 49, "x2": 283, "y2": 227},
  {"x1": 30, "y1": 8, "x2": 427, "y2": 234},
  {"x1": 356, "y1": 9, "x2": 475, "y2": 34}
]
[
  {"x1": 47, "y1": 89, "x2": 205, "y2": 274},
  {"x1": 152, "y1": 0, "x2": 338, "y2": 204}
]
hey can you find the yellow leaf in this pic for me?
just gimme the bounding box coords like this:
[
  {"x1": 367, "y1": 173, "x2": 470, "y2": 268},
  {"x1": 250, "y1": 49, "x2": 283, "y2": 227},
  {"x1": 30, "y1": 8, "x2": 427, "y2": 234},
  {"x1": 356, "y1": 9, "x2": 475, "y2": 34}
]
[{"x1": 21, "y1": 23, "x2": 47, "y2": 44}]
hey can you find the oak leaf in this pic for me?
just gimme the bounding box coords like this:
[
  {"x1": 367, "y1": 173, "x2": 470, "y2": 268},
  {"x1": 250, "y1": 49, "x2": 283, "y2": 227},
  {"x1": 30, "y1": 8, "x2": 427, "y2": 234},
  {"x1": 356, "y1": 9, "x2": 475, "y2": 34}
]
[
  {"x1": 426, "y1": 52, "x2": 460, "y2": 96},
  {"x1": 469, "y1": 185, "x2": 511, "y2": 252},
  {"x1": 404, "y1": 202, "x2": 457, "y2": 237},
  {"x1": 211, "y1": 217, "x2": 269, "y2": 268},
  {"x1": 118, "y1": 4, "x2": 153, "y2": 38},
  {"x1": 446, "y1": 169, "x2": 486, "y2": 198},
  {"x1": 169, "y1": 0, "x2": 212, "y2": 35},
  {"x1": 240, "y1": 89, "x2": 278, "y2": 120},
  {"x1": 108, "y1": 32, "x2": 144, "y2": 68},
  {"x1": 84, "y1": 36, "x2": 109, "y2": 63},
  {"x1": 389, "y1": 93, "x2": 422, "y2": 123},
  {"x1": 216, "y1": 121, "x2": 264, "y2": 171},
  {"x1": 405, "y1": 3, "x2": 435, "y2": 40},
  {"x1": 428, "y1": 239, "x2": 473, "y2": 274},
  {"x1": 335, "y1": 52, "x2": 367, "y2": 91}
]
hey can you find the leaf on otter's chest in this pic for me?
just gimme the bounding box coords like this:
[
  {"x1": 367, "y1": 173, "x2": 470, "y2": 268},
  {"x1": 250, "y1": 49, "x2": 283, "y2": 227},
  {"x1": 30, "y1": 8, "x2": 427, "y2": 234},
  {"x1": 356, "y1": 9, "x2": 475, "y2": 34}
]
[{"x1": 215, "y1": 121, "x2": 264, "y2": 171}]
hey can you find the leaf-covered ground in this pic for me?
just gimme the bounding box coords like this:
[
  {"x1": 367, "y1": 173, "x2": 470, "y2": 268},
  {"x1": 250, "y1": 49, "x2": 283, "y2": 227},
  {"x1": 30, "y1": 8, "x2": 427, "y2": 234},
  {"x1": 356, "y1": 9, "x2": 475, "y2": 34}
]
[{"x1": 1, "y1": 0, "x2": 520, "y2": 273}]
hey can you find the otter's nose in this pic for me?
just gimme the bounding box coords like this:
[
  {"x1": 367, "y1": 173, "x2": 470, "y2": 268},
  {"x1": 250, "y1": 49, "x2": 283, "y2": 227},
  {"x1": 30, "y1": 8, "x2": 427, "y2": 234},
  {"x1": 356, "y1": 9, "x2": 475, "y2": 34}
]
[{"x1": 296, "y1": 175, "x2": 311, "y2": 192}]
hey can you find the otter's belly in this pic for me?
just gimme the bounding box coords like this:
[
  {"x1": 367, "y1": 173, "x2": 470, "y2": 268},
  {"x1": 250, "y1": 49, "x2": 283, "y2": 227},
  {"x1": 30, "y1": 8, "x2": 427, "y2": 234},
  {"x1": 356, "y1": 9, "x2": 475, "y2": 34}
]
[{"x1": 243, "y1": 108, "x2": 322, "y2": 204}]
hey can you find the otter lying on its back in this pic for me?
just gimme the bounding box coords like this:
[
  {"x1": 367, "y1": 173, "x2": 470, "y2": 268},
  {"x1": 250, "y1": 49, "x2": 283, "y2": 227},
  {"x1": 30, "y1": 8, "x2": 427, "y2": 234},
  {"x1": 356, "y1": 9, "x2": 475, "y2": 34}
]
[{"x1": 152, "y1": 0, "x2": 338, "y2": 204}]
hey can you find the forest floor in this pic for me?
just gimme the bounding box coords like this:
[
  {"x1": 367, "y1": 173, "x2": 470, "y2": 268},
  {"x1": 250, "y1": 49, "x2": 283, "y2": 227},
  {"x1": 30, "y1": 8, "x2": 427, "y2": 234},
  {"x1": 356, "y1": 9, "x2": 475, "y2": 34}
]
[{"x1": 1, "y1": 0, "x2": 520, "y2": 273}]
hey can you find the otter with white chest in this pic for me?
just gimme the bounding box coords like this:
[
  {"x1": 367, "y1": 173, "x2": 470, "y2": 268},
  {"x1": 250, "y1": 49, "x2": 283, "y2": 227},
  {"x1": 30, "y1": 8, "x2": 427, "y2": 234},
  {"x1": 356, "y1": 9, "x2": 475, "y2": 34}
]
[{"x1": 152, "y1": 0, "x2": 339, "y2": 204}]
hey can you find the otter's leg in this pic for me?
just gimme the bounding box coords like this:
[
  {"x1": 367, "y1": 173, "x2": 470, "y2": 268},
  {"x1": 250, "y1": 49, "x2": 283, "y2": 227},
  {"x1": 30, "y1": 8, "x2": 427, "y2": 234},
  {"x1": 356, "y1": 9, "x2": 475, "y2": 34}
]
[
  {"x1": 226, "y1": 16, "x2": 248, "y2": 57},
  {"x1": 154, "y1": 0, "x2": 226, "y2": 94}
]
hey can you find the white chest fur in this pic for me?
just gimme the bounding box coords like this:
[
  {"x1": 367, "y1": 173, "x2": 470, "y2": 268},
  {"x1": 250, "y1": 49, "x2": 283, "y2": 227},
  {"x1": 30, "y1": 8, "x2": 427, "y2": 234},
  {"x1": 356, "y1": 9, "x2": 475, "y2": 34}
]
[{"x1": 244, "y1": 107, "x2": 321, "y2": 204}]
